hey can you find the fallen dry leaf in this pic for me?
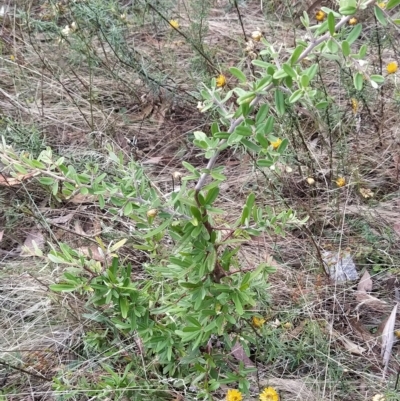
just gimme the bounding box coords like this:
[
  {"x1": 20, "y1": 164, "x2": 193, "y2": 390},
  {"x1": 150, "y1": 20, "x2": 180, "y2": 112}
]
[
  {"x1": 0, "y1": 171, "x2": 40, "y2": 186},
  {"x1": 381, "y1": 303, "x2": 398, "y2": 376},
  {"x1": 230, "y1": 339, "x2": 254, "y2": 367},
  {"x1": 357, "y1": 270, "x2": 373, "y2": 292},
  {"x1": 77, "y1": 245, "x2": 107, "y2": 262},
  {"x1": 74, "y1": 220, "x2": 87, "y2": 236},
  {"x1": 141, "y1": 156, "x2": 163, "y2": 165},
  {"x1": 20, "y1": 230, "x2": 45, "y2": 257},
  {"x1": 355, "y1": 291, "x2": 388, "y2": 313},
  {"x1": 68, "y1": 193, "x2": 98, "y2": 204},
  {"x1": 327, "y1": 323, "x2": 366, "y2": 355},
  {"x1": 47, "y1": 213, "x2": 75, "y2": 224}
]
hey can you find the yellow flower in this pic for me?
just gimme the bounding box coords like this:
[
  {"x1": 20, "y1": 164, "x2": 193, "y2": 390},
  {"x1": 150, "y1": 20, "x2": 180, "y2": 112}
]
[
  {"x1": 169, "y1": 19, "x2": 179, "y2": 29},
  {"x1": 259, "y1": 387, "x2": 279, "y2": 401},
  {"x1": 349, "y1": 17, "x2": 358, "y2": 25},
  {"x1": 10, "y1": 54, "x2": 15, "y2": 61},
  {"x1": 251, "y1": 30, "x2": 262, "y2": 41},
  {"x1": 394, "y1": 329, "x2": 400, "y2": 338},
  {"x1": 306, "y1": 177, "x2": 315, "y2": 185},
  {"x1": 377, "y1": 2, "x2": 386, "y2": 8},
  {"x1": 387, "y1": 61, "x2": 398, "y2": 74},
  {"x1": 335, "y1": 177, "x2": 346, "y2": 187},
  {"x1": 372, "y1": 395, "x2": 385, "y2": 401},
  {"x1": 271, "y1": 138, "x2": 282, "y2": 150},
  {"x1": 216, "y1": 74, "x2": 227, "y2": 87},
  {"x1": 315, "y1": 10, "x2": 326, "y2": 22},
  {"x1": 351, "y1": 98, "x2": 358, "y2": 114},
  {"x1": 252, "y1": 316, "x2": 265, "y2": 328},
  {"x1": 226, "y1": 389, "x2": 243, "y2": 401}
]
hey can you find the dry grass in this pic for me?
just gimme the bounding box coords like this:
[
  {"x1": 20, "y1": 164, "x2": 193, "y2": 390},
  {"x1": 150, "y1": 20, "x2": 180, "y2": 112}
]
[{"x1": 0, "y1": 0, "x2": 400, "y2": 399}]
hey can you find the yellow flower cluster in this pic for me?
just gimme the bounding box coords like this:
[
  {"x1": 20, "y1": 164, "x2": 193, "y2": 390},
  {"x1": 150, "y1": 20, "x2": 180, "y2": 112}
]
[
  {"x1": 226, "y1": 389, "x2": 243, "y2": 401},
  {"x1": 335, "y1": 177, "x2": 346, "y2": 187},
  {"x1": 387, "y1": 61, "x2": 398, "y2": 74},
  {"x1": 348, "y1": 17, "x2": 357, "y2": 25},
  {"x1": 271, "y1": 138, "x2": 282, "y2": 150},
  {"x1": 260, "y1": 387, "x2": 279, "y2": 401},
  {"x1": 252, "y1": 316, "x2": 265, "y2": 328},
  {"x1": 169, "y1": 19, "x2": 179, "y2": 29},
  {"x1": 226, "y1": 387, "x2": 279, "y2": 401},
  {"x1": 315, "y1": 10, "x2": 326, "y2": 21},
  {"x1": 351, "y1": 98, "x2": 358, "y2": 114},
  {"x1": 216, "y1": 74, "x2": 227, "y2": 88}
]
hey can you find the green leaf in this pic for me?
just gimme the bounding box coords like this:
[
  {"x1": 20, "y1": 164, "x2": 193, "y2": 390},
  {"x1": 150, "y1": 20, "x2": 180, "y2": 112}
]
[
  {"x1": 316, "y1": 101, "x2": 329, "y2": 109},
  {"x1": 374, "y1": 5, "x2": 388, "y2": 25},
  {"x1": 256, "y1": 132, "x2": 269, "y2": 148},
  {"x1": 282, "y1": 63, "x2": 297, "y2": 78},
  {"x1": 370, "y1": 74, "x2": 385, "y2": 83},
  {"x1": 273, "y1": 69, "x2": 288, "y2": 80},
  {"x1": 229, "y1": 67, "x2": 247, "y2": 83},
  {"x1": 14, "y1": 164, "x2": 28, "y2": 174},
  {"x1": 277, "y1": 138, "x2": 289, "y2": 153},
  {"x1": 305, "y1": 64, "x2": 318, "y2": 80},
  {"x1": 227, "y1": 132, "x2": 242, "y2": 146},
  {"x1": 241, "y1": 138, "x2": 261, "y2": 152},
  {"x1": 52, "y1": 181, "x2": 59, "y2": 196},
  {"x1": 274, "y1": 89, "x2": 285, "y2": 116},
  {"x1": 289, "y1": 44, "x2": 305, "y2": 65},
  {"x1": 50, "y1": 283, "x2": 79, "y2": 292},
  {"x1": 255, "y1": 75, "x2": 272, "y2": 91},
  {"x1": 339, "y1": 5, "x2": 357, "y2": 14},
  {"x1": 358, "y1": 44, "x2": 367, "y2": 58},
  {"x1": 326, "y1": 38, "x2": 339, "y2": 53},
  {"x1": 234, "y1": 125, "x2": 253, "y2": 136},
  {"x1": 48, "y1": 254, "x2": 70, "y2": 264},
  {"x1": 256, "y1": 104, "x2": 269, "y2": 123},
  {"x1": 252, "y1": 60, "x2": 272, "y2": 69},
  {"x1": 353, "y1": 72, "x2": 364, "y2": 90},
  {"x1": 263, "y1": 115, "x2": 275, "y2": 135},
  {"x1": 289, "y1": 89, "x2": 303, "y2": 103},
  {"x1": 387, "y1": 0, "x2": 400, "y2": 9},
  {"x1": 98, "y1": 194, "x2": 105, "y2": 209},
  {"x1": 232, "y1": 292, "x2": 244, "y2": 315},
  {"x1": 328, "y1": 12, "x2": 335, "y2": 35},
  {"x1": 38, "y1": 177, "x2": 55, "y2": 186},
  {"x1": 110, "y1": 238, "x2": 127, "y2": 252},
  {"x1": 213, "y1": 131, "x2": 230, "y2": 139},
  {"x1": 257, "y1": 159, "x2": 274, "y2": 167},
  {"x1": 123, "y1": 202, "x2": 133, "y2": 216},
  {"x1": 342, "y1": 40, "x2": 350, "y2": 56},
  {"x1": 237, "y1": 93, "x2": 256, "y2": 105},
  {"x1": 246, "y1": 193, "x2": 255, "y2": 212},
  {"x1": 346, "y1": 24, "x2": 362, "y2": 45},
  {"x1": 205, "y1": 187, "x2": 219, "y2": 205},
  {"x1": 190, "y1": 206, "x2": 203, "y2": 221},
  {"x1": 300, "y1": 74, "x2": 310, "y2": 88},
  {"x1": 206, "y1": 249, "x2": 217, "y2": 272},
  {"x1": 241, "y1": 205, "x2": 249, "y2": 225},
  {"x1": 211, "y1": 122, "x2": 220, "y2": 136},
  {"x1": 142, "y1": 219, "x2": 171, "y2": 239},
  {"x1": 182, "y1": 161, "x2": 198, "y2": 174},
  {"x1": 210, "y1": 170, "x2": 226, "y2": 181},
  {"x1": 120, "y1": 297, "x2": 128, "y2": 319}
]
